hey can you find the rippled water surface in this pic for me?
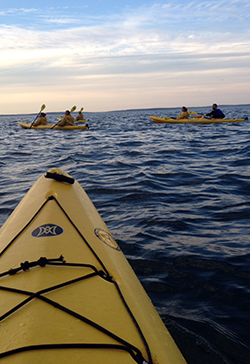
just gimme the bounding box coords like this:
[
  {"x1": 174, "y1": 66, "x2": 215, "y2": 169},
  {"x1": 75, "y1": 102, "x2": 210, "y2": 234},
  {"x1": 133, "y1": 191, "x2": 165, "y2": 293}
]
[{"x1": 1, "y1": 105, "x2": 250, "y2": 363}]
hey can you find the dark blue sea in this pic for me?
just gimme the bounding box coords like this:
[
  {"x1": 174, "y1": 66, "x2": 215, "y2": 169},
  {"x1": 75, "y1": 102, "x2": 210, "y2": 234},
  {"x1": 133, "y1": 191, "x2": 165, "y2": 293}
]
[{"x1": 0, "y1": 105, "x2": 250, "y2": 364}]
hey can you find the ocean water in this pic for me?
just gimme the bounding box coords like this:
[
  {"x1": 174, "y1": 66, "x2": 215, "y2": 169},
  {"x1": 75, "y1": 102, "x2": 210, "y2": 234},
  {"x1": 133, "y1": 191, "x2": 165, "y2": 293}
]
[{"x1": 0, "y1": 105, "x2": 250, "y2": 363}]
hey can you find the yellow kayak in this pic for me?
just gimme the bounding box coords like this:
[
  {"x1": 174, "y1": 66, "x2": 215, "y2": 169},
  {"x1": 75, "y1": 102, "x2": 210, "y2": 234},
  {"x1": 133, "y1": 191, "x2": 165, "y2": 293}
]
[
  {"x1": 0, "y1": 169, "x2": 186, "y2": 364},
  {"x1": 150, "y1": 115, "x2": 247, "y2": 124},
  {"x1": 75, "y1": 119, "x2": 89, "y2": 123},
  {"x1": 18, "y1": 121, "x2": 89, "y2": 130}
]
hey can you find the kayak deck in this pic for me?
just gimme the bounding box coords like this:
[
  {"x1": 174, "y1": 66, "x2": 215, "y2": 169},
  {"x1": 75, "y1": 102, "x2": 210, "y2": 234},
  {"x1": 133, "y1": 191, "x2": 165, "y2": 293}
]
[
  {"x1": 0, "y1": 169, "x2": 186, "y2": 364},
  {"x1": 150, "y1": 115, "x2": 247, "y2": 124},
  {"x1": 18, "y1": 121, "x2": 89, "y2": 130}
]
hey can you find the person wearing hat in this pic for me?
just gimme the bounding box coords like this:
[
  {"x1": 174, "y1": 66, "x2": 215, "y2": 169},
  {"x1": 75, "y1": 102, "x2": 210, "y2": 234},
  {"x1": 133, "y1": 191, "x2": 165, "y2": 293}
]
[{"x1": 33, "y1": 112, "x2": 47, "y2": 126}]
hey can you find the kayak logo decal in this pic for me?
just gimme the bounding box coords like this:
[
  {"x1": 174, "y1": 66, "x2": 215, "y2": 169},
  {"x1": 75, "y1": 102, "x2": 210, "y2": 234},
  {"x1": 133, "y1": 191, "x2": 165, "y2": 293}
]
[
  {"x1": 32, "y1": 224, "x2": 64, "y2": 238},
  {"x1": 95, "y1": 228, "x2": 120, "y2": 251}
]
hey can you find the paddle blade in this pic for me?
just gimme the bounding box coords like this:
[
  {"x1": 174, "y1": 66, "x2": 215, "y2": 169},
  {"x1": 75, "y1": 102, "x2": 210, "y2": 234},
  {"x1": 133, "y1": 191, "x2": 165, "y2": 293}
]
[
  {"x1": 70, "y1": 106, "x2": 77, "y2": 113},
  {"x1": 41, "y1": 104, "x2": 46, "y2": 112},
  {"x1": 188, "y1": 111, "x2": 197, "y2": 115},
  {"x1": 56, "y1": 115, "x2": 62, "y2": 121},
  {"x1": 80, "y1": 107, "x2": 84, "y2": 112}
]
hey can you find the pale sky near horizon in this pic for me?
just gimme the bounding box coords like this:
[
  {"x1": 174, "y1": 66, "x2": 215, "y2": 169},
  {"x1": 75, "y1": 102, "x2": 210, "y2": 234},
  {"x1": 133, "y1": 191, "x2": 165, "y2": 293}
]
[{"x1": 0, "y1": 0, "x2": 250, "y2": 114}]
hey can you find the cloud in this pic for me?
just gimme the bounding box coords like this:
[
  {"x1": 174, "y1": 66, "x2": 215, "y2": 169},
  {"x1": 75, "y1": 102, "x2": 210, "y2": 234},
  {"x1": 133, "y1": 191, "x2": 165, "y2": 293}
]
[
  {"x1": 0, "y1": 7, "x2": 38, "y2": 16},
  {"x1": 0, "y1": 1, "x2": 250, "y2": 113},
  {"x1": 1, "y1": 17, "x2": 249, "y2": 68}
]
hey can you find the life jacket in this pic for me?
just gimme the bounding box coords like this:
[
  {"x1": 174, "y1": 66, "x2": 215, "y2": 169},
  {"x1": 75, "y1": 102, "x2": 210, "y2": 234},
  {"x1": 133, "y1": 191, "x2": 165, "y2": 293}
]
[
  {"x1": 176, "y1": 111, "x2": 190, "y2": 120},
  {"x1": 34, "y1": 117, "x2": 47, "y2": 126},
  {"x1": 216, "y1": 109, "x2": 225, "y2": 118},
  {"x1": 60, "y1": 115, "x2": 75, "y2": 126},
  {"x1": 76, "y1": 114, "x2": 84, "y2": 121}
]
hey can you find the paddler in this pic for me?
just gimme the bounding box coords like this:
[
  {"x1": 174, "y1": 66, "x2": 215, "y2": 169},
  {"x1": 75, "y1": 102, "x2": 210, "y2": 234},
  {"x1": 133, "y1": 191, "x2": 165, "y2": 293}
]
[
  {"x1": 170, "y1": 106, "x2": 190, "y2": 119},
  {"x1": 176, "y1": 106, "x2": 190, "y2": 119},
  {"x1": 205, "y1": 103, "x2": 225, "y2": 119},
  {"x1": 57, "y1": 110, "x2": 75, "y2": 126},
  {"x1": 33, "y1": 112, "x2": 47, "y2": 126},
  {"x1": 75, "y1": 111, "x2": 84, "y2": 121}
]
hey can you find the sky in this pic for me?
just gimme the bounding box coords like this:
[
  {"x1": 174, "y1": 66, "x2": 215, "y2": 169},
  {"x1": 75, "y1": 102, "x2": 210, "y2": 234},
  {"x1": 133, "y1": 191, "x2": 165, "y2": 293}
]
[{"x1": 0, "y1": 0, "x2": 250, "y2": 114}]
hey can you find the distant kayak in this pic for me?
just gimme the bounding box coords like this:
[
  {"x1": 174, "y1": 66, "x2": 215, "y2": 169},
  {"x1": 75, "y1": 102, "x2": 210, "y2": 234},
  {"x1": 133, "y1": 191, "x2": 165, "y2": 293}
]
[
  {"x1": 0, "y1": 169, "x2": 187, "y2": 364},
  {"x1": 150, "y1": 116, "x2": 248, "y2": 124},
  {"x1": 18, "y1": 121, "x2": 89, "y2": 130}
]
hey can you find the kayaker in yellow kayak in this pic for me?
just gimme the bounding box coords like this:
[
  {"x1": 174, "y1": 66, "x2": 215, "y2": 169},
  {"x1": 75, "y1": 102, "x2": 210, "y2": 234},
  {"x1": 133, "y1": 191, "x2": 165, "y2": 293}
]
[
  {"x1": 57, "y1": 110, "x2": 75, "y2": 126},
  {"x1": 176, "y1": 106, "x2": 190, "y2": 119},
  {"x1": 75, "y1": 111, "x2": 84, "y2": 121},
  {"x1": 33, "y1": 112, "x2": 47, "y2": 126},
  {"x1": 170, "y1": 106, "x2": 190, "y2": 120},
  {"x1": 205, "y1": 103, "x2": 225, "y2": 119}
]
